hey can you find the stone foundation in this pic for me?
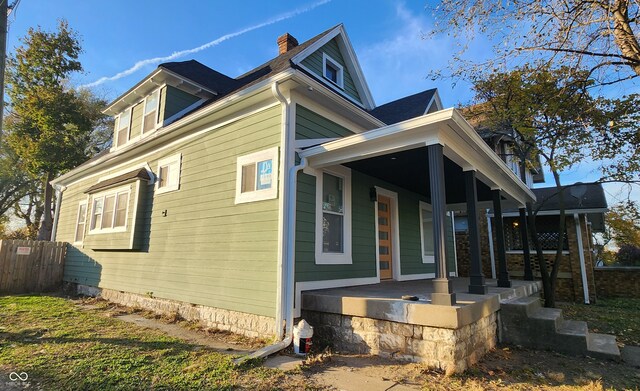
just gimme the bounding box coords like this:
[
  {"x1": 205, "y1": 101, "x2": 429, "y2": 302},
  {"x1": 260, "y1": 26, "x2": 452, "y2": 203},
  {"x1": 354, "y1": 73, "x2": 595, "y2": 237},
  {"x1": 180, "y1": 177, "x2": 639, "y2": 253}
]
[
  {"x1": 302, "y1": 310, "x2": 497, "y2": 373},
  {"x1": 74, "y1": 283, "x2": 275, "y2": 339}
]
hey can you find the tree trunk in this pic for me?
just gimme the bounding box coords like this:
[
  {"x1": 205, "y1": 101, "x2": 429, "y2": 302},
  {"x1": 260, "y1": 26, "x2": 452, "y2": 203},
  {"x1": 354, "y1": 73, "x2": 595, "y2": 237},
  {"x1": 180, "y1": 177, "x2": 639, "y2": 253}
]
[
  {"x1": 548, "y1": 169, "x2": 567, "y2": 308},
  {"x1": 526, "y1": 201, "x2": 552, "y2": 306},
  {"x1": 611, "y1": 0, "x2": 640, "y2": 76},
  {"x1": 37, "y1": 172, "x2": 54, "y2": 241}
]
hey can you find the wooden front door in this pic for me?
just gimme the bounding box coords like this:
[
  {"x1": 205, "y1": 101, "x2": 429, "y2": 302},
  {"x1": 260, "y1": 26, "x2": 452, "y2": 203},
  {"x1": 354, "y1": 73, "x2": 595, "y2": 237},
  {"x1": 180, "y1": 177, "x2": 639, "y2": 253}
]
[{"x1": 378, "y1": 195, "x2": 393, "y2": 280}]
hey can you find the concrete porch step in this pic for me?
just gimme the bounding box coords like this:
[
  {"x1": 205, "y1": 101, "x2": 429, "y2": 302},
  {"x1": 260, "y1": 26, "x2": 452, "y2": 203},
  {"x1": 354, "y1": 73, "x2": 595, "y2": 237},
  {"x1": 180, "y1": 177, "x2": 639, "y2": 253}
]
[
  {"x1": 587, "y1": 333, "x2": 621, "y2": 360},
  {"x1": 501, "y1": 296, "x2": 541, "y2": 317},
  {"x1": 529, "y1": 307, "x2": 564, "y2": 330}
]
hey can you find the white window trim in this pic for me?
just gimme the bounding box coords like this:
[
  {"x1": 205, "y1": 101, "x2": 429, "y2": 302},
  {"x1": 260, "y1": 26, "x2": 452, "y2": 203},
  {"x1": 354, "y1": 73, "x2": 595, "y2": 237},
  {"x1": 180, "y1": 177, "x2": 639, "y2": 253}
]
[
  {"x1": 114, "y1": 107, "x2": 132, "y2": 150},
  {"x1": 156, "y1": 153, "x2": 182, "y2": 194},
  {"x1": 315, "y1": 165, "x2": 352, "y2": 265},
  {"x1": 73, "y1": 201, "x2": 88, "y2": 244},
  {"x1": 419, "y1": 201, "x2": 435, "y2": 264},
  {"x1": 322, "y1": 52, "x2": 344, "y2": 89},
  {"x1": 141, "y1": 89, "x2": 161, "y2": 136},
  {"x1": 88, "y1": 185, "x2": 131, "y2": 235},
  {"x1": 235, "y1": 147, "x2": 279, "y2": 204}
]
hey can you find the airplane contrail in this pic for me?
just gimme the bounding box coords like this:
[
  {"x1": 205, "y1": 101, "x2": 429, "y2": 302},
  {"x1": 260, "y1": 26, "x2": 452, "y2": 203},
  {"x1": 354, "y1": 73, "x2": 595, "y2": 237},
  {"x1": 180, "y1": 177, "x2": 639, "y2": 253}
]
[{"x1": 81, "y1": 0, "x2": 332, "y2": 88}]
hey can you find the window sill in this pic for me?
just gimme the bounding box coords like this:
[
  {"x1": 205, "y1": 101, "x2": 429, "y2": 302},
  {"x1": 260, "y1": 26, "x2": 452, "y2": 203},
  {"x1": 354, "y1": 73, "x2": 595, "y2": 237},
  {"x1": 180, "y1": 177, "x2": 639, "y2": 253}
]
[
  {"x1": 422, "y1": 255, "x2": 435, "y2": 264},
  {"x1": 323, "y1": 76, "x2": 344, "y2": 90},
  {"x1": 235, "y1": 189, "x2": 277, "y2": 204},
  {"x1": 156, "y1": 185, "x2": 179, "y2": 195},
  {"x1": 315, "y1": 253, "x2": 353, "y2": 265},
  {"x1": 88, "y1": 227, "x2": 128, "y2": 235}
]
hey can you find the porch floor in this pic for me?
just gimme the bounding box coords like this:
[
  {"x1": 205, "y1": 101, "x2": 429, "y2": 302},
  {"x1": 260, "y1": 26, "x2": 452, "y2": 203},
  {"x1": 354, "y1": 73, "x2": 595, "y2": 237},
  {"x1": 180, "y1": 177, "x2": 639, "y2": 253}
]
[{"x1": 301, "y1": 278, "x2": 542, "y2": 329}]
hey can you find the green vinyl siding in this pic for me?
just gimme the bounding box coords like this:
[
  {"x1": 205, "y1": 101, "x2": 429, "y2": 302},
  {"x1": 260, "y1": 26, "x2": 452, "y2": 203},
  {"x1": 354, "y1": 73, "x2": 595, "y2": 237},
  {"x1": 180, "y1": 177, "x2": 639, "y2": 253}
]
[
  {"x1": 295, "y1": 105, "x2": 354, "y2": 140},
  {"x1": 162, "y1": 85, "x2": 200, "y2": 122},
  {"x1": 56, "y1": 105, "x2": 282, "y2": 318},
  {"x1": 295, "y1": 169, "x2": 457, "y2": 282},
  {"x1": 300, "y1": 38, "x2": 362, "y2": 104},
  {"x1": 129, "y1": 102, "x2": 144, "y2": 140}
]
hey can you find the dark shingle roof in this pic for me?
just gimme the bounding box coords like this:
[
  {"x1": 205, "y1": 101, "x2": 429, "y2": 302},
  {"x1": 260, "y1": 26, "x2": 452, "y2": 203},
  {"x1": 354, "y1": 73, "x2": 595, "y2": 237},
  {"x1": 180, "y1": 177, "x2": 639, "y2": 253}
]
[
  {"x1": 85, "y1": 168, "x2": 150, "y2": 193},
  {"x1": 368, "y1": 88, "x2": 437, "y2": 125},
  {"x1": 159, "y1": 60, "x2": 240, "y2": 95},
  {"x1": 533, "y1": 183, "x2": 608, "y2": 211}
]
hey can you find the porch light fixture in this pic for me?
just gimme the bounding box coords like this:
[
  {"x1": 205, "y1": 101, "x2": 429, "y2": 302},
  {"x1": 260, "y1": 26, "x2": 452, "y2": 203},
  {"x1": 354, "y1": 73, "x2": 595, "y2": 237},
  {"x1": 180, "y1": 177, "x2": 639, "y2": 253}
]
[{"x1": 369, "y1": 187, "x2": 377, "y2": 202}]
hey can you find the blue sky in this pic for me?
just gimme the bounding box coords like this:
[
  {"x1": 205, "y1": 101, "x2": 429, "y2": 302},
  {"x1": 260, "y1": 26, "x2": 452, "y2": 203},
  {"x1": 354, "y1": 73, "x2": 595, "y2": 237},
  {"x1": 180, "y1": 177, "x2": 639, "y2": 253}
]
[{"x1": 7, "y1": 0, "x2": 639, "y2": 204}]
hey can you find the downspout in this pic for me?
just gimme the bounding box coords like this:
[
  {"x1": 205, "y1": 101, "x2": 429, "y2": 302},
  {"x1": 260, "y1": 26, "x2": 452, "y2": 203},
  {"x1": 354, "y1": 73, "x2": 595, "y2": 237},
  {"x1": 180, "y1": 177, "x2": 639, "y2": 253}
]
[
  {"x1": 574, "y1": 213, "x2": 590, "y2": 304},
  {"x1": 236, "y1": 81, "x2": 306, "y2": 362},
  {"x1": 50, "y1": 184, "x2": 67, "y2": 242},
  {"x1": 486, "y1": 209, "x2": 497, "y2": 279}
]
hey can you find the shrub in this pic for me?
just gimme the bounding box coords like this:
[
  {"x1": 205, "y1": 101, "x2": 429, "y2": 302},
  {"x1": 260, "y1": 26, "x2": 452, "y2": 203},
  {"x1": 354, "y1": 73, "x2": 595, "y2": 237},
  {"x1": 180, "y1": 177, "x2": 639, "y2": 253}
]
[{"x1": 615, "y1": 244, "x2": 640, "y2": 266}]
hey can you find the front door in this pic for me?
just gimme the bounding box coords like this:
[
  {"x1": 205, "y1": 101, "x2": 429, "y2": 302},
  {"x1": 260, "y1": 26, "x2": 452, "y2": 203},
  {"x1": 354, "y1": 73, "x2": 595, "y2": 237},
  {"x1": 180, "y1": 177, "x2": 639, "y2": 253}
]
[{"x1": 378, "y1": 195, "x2": 393, "y2": 280}]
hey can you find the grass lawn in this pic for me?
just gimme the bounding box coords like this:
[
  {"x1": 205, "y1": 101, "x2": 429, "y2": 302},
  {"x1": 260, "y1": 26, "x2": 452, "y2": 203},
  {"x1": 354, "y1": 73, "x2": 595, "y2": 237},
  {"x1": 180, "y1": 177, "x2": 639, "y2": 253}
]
[
  {"x1": 558, "y1": 297, "x2": 640, "y2": 346},
  {"x1": 1, "y1": 294, "x2": 639, "y2": 390}
]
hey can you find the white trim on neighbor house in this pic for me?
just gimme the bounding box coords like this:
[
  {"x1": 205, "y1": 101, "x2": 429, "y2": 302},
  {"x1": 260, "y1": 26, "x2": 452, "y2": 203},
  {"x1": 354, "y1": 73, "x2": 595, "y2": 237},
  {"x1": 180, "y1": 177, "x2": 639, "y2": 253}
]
[
  {"x1": 322, "y1": 52, "x2": 344, "y2": 89},
  {"x1": 293, "y1": 276, "x2": 380, "y2": 317},
  {"x1": 234, "y1": 147, "x2": 280, "y2": 204},
  {"x1": 87, "y1": 184, "x2": 132, "y2": 235},
  {"x1": 73, "y1": 201, "x2": 88, "y2": 245},
  {"x1": 418, "y1": 201, "x2": 436, "y2": 264},
  {"x1": 374, "y1": 187, "x2": 401, "y2": 280},
  {"x1": 494, "y1": 208, "x2": 608, "y2": 218},
  {"x1": 155, "y1": 153, "x2": 182, "y2": 195},
  {"x1": 290, "y1": 25, "x2": 375, "y2": 110},
  {"x1": 506, "y1": 250, "x2": 570, "y2": 255},
  {"x1": 312, "y1": 165, "x2": 352, "y2": 265}
]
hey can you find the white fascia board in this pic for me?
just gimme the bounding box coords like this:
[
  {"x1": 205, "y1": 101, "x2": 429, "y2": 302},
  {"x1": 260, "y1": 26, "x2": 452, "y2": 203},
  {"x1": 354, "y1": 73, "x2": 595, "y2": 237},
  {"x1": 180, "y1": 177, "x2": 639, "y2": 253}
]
[
  {"x1": 292, "y1": 71, "x2": 385, "y2": 129},
  {"x1": 52, "y1": 69, "x2": 296, "y2": 187},
  {"x1": 291, "y1": 25, "x2": 375, "y2": 110},
  {"x1": 299, "y1": 108, "x2": 536, "y2": 206},
  {"x1": 424, "y1": 90, "x2": 443, "y2": 114}
]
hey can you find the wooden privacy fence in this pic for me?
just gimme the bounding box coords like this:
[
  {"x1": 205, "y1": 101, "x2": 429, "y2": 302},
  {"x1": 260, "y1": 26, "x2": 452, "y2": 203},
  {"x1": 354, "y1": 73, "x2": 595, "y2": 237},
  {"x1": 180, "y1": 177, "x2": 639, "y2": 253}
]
[{"x1": 0, "y1": 239, "x2": 67, "y2": 294}]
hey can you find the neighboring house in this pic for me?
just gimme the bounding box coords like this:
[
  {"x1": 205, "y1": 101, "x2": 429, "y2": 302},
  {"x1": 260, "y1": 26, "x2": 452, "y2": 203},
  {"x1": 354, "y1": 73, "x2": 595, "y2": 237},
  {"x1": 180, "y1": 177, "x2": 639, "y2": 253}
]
[
  {"x1": 51, "y1": 25, "x2": 534, "y2": 344},
  {"x1": 453, "y1": 122, "x2": 607, "y2": 303}
]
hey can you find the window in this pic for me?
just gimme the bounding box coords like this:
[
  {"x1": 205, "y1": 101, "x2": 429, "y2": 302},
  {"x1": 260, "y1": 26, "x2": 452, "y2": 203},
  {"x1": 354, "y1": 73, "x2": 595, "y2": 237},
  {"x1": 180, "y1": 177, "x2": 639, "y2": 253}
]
[
  {"x1": 322, "y1": 53, "x2": 344, "y2": 88},
  {"x1": 116, "y1": 108, "x2": 131, "y2": 148},
  {"x1": 89, "y1": 186, "x2": 131, "y2": 233},
  {"x1": 156, "y1": 153, "x2": 182, "y2": 194},
  {"x1": 74, "y1": 202, "x2": 87, "y2": 243},
  {"x1": 142, "y1": 90, "x2": 160, "y2": 134},
  {"x1": 235, "y1": 147, "x2": 279, "y2": 204},
  {"x1": 419, "y1": 201, "x2": 435, "y2": 263},
  {"x1": 315, "y1": 166, "x2": 352, "y2": 264}
]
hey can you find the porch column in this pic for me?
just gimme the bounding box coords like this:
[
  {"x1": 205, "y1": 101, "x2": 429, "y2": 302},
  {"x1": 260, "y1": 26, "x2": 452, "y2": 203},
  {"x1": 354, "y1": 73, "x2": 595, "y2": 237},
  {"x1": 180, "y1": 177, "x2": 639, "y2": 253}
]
[
  {"x1": 519, "y1": 207, "x2": 534, "y2": 280},
  {"x1": 428, "y1": 144, "x2": 456, "y2": 306},
  {"x1": 465, "y1": 170, "x2": 487, "y2": 294},
  {"x1": 492, "y1": 189, "x2": 512, "y2": 288}
]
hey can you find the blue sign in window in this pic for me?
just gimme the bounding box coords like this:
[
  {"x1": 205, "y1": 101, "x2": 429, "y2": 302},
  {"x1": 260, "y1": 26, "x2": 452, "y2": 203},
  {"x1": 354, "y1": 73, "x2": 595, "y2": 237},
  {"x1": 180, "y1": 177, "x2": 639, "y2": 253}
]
[{"x1": 256, "y1": 159, "x2": 272, "y2": 190}]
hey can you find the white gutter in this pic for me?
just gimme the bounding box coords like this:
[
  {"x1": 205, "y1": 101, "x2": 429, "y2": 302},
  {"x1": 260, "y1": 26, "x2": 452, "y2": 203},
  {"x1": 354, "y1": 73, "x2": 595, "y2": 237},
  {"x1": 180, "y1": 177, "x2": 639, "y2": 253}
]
[
  {"x1": 574, "y1": 213, "x2": 591, "y2": 304},
  {"x1": 487, "y1": 210, "x2": 497, "y2": 279},
  {"x1": 236, "y1": 82, "x2": 307, "y2": 362},
  {"x1": 50, "y1": 184, "x2": 67, "y2": 241}
]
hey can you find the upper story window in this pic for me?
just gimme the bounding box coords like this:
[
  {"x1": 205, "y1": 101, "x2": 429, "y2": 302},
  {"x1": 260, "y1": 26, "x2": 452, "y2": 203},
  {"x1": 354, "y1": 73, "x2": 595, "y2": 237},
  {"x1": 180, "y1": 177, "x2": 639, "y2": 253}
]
[
  {"x1": 322, "y1": 53, "x2": 344, "y2": 89},
  {"x1": 116, "y1": 108, "x2": 131, "y2": 148},
  {"x1": 156, "y1": 153, "x2": 182, "y2": 194},
  {"x1": 89, "y1": 186, "x2": 131, "y2": 234},
  {"x1": 315, "y1": 165, "x2": 352, "y2": 265},
  {"x1": 143, "y1": 90, "x2": 160, "y2": 134},
  {"x1": 235, "y1": 147, "x2": 279, "y2": 204}
]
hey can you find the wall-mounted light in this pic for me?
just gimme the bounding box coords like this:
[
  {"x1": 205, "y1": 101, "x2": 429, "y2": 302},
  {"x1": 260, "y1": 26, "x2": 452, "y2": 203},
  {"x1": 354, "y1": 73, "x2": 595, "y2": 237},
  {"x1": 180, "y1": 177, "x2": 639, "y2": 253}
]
[{"x1": 369, "y1": 187, "x2": 377, "y2": 202}]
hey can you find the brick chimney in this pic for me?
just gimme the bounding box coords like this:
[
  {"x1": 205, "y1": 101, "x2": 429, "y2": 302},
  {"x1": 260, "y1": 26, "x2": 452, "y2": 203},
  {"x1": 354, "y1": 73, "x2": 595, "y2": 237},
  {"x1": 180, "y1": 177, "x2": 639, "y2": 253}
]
[{"x1": 277, "y1": 33, "x2": 299, "y2": 55}]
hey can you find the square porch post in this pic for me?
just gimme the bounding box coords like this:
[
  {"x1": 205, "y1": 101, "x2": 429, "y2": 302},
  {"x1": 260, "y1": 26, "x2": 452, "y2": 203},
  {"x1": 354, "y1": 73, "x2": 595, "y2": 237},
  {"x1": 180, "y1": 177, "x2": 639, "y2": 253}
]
[
  {"x1": 492, "y1": 189, "x2": 512, "y2": 288},
  {"x1": 519, "y1": 207, "x2": 534, "y2": 281},
  {"x1": 428, "y1": 144, "x2": 456, "y2": 306},
  {"x1": 465, "y1": 170, "x2": 487, "y2": 294}
]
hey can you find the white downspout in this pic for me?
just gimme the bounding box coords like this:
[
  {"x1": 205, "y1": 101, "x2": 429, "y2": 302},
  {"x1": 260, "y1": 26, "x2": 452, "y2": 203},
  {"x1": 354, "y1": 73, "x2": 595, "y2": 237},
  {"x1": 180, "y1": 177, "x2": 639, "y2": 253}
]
[
  {"x1": 486, "y1": 209, "x2": 497, "y2": 279},
  {"x1": 50, "y1": 184, "x2": 67, "y2": 241},
  {"x1": 236, "y1": 81, "x2": 305, "y2": 362},
  {"x1": 574, "y1": 213, "x2": 590, "y2": 304}
]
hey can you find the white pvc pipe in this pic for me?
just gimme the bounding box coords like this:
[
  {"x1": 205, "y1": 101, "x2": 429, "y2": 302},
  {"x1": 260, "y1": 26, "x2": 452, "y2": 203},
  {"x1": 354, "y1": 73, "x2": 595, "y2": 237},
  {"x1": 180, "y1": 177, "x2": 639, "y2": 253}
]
[
  {"x1": 486, "y1": 210, "x2": 497, "y2": 279},
  {"x1": 50, "y1": 185, "x2": 67, "y2": 241},
  {"x1": 574, "y1": 213, "x2": 590, "y2": 304}
]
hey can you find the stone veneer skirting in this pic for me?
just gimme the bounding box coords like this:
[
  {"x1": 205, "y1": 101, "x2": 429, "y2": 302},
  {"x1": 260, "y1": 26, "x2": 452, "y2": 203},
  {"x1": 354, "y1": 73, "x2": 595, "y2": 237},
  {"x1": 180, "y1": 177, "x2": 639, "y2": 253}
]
[
  {"x1": 302, "y1": 310, "x2": 497, "y2": 374},
  {"x1": 75, "y1": 284, "x2": 275, "y2": 339}
]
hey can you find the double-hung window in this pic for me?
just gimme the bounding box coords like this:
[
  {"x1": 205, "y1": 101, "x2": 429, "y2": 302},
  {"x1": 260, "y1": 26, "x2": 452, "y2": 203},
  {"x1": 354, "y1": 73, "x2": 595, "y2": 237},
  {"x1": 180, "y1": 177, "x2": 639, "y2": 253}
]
[
  {"x1": 235, "y1": 147, "x2": 279, "y2": 204},
  {"x1": 74, "y1": 202, "x2": 87, "y2": 243},
  {"x1": 142, "y1": 90, "x2": 160, "y2": 134},
  {"x1": 419, "y1": 201, "x2": 435, "y2": 263},
  {"x1": 116, "y1": 109, "x2": 131, "y2": 148},
  {"x1": 315, "y1": 166, "x2": 352, "y2": 264},
  {"x1": 89, "y1": 187, "x2": 131, "y2": 233},
  {"x1": 156, "y1": 153, "x2": 182, "y2": 194}
]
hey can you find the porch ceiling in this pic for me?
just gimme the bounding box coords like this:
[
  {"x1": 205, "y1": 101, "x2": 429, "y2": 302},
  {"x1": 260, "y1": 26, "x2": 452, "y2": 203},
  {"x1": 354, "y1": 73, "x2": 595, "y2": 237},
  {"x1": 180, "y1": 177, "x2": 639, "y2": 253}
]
[{"x1": 298, "y1": 108, "x2": 536, "y2": 206}]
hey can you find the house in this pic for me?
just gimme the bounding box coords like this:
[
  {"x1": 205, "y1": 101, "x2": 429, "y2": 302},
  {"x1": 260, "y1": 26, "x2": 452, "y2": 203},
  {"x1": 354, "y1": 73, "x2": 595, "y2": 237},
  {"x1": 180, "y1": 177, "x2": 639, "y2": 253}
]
[{"x1": 51, "y1": 25, "x2": 537, "y2": 372}]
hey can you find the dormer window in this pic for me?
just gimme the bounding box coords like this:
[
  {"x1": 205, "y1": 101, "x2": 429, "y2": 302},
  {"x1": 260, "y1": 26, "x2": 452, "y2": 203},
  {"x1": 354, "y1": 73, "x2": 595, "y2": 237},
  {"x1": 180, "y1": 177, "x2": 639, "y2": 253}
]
[
  {"x1": 116, "y1": 108, "x2": 131, "y2": 148},
  {"x1": 143, "y1": 90, "x2": 160, "y2": 134},
  {"x1": 322, "y1": 53, "x2": 344, "y2": 88}
]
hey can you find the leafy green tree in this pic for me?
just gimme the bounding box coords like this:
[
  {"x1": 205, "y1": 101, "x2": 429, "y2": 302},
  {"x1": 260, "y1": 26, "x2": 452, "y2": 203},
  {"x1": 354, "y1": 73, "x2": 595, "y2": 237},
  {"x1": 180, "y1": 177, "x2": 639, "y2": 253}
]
[
  {"x1": 604, "y1": 200, "x2": 640, "y2": 247},
  {"x1": 467, "y1": 65, "x2": 639, "y2": 307},
  {"x1": 4, "y1": 20, "x2": 109, "y2": 240}
]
